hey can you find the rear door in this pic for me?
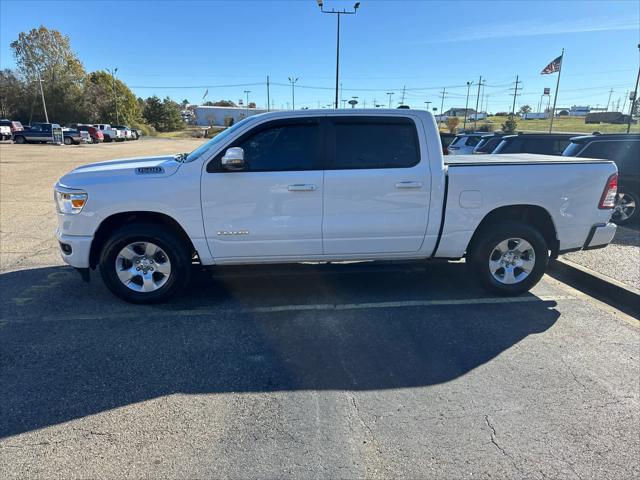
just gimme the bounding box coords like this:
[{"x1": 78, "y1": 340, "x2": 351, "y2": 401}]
[{"x1": 322, "y1": 116, "x2": 430, "y2": 254}]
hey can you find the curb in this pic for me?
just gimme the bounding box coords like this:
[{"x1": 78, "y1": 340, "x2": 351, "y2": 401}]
[{"x1": 548, "y1": 258, "x2": 640, "y2": 319}]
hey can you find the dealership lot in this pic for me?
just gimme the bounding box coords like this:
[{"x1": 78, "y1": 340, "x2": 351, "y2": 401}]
[{"x1": 1, "y1": 140, "x2": 639, "y2": 478}]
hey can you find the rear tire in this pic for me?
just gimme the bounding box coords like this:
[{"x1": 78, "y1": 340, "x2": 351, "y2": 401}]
[
  {"x1": 468, "y1": 222, "x2": 549, "y2": 296},
  {"x1": 99, "y1": 223, "x2": 192, "y2": 304},
  {"x1": 612, "y1": 191, "x2": 638, "y2": 225},
  {"x1": 14, "y1": 135, "x2": 26, "y2": 144}
]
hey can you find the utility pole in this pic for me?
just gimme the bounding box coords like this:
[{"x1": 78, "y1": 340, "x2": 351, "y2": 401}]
[
  {"x1": 510, "y1": 74, "x2": 522, "y2": 114},
  {"x1": 400, "y1": 85, "x2": 406, "y2": 105},
  {"x1": 463, "y1": 81, "x2": 472, "y2": 130},
  {"x1": 474, "y1": 75, "x2": 483, "y2": 130},
  {"x1": 37, "y1": 75, "x2": 49, "y2": 123},
  {"x1": 627, "y1": 43, "x2": 640, "y2": 134},
  {"x1": 340, "y1": 83, "x2": 343, "y2": 108},
  {"x1": 425, "y1": 100, "x2": 432, "y2": 111},
  {"x1": 317, "y1": 0, "x2": 361, "y2": 108},
  {"x1": 439, "y1": 87, "x2": 447, "y2": 127},
  {"x1": 266, "y1": 76, "x2": 270, "y2": 111},
  {"x1": 605, "y1": 88, "x2": 613, "y2": 111},
  {"x1": 387, "y1": 92, "x2": 394, "y2": 108},
  {"x1": 288, "y1": 76, "x2": 299, "y2": 110},
  {"x1": 107, "y1": 67, "x2": 119, "y2": 124}
]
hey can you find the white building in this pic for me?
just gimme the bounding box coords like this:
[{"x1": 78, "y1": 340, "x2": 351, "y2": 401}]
[{"x1": 194, "y1": 106, "x2": 269, "y2": 127}]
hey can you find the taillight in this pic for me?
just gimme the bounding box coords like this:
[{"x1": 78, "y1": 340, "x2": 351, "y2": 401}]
[{"x1": 599, "y1": 173, "x2": 618, "y2": 209}]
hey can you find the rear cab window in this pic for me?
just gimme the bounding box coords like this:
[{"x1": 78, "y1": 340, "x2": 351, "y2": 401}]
[{"x1": 328, "y1": 116, "x2": 420, "y2": 169}]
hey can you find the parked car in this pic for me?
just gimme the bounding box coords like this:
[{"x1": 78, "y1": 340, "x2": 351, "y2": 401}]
[
  {"x1": 0, "y1": 119, "x2": 24, "y2": 134},
  {"x1": 447, "y1": 133, "x2": 490, "y2": 155},
  {"x1": 94, "y1": 124, "x2": 124, "y2": 142},
  {"x1": 13, "y1": 122, "x2": 64, "y2": 144},
  {"x1": 75, "y1": 124, "x2": 104, "y2": 143},
  {"x1": 54, "y1": 110, "x2": 617, "y2": 303},
  {"x1": 439, "y1": 132, "x2": 456, "y2": 155},
  {"x1": 111, "y1": 125, "x2": 133, "y2": 140},
  {"x1": 0, "y1": 124, "x2": 11, "y2": 141},
  {"x1": 492, "y1": 133, "x2": 574, "y2": 156},
  {"x1": 563, "y1": 134, "x2": 640, "y2": 224},
  {"x1": 472, "y1": 134, "x2": 505, "y2": 154},
  {"x1": 112, "y1": 125, "x2": 138, "y2": 140},
  {"x1": 131, "y1": 128, "x2": 142, "y2": 140},
  {"x1": 62, "y1": 128, "x2": 90, "y2": 145}
]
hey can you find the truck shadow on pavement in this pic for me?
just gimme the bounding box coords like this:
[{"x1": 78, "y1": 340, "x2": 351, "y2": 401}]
[{"x1": 0, "y1": 262, "x2": 560, "y2": 438}]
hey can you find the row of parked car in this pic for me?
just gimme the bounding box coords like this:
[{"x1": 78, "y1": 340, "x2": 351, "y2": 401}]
[
  {"x1": 440, "y1": 131, "x2": 640, "y2": 225},
  {"x1": 0, "y1": 119, "x2": 141, "y2": 145}
]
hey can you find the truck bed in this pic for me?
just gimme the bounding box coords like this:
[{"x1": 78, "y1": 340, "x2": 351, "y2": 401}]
[{"x1": 445, "y1": 153, "x2": 611, "y2": 166}]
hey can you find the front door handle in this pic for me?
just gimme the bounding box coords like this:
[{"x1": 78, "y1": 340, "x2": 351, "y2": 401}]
[
  {"x1": 288, "y1": 184, "x2": 318, "y2": 192},
  {"x1": 395, "y1": 181, "x2": 423, "y2": 189}
]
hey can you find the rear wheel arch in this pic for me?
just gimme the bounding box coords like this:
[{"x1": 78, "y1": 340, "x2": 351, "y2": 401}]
[
  {"x1": 466, "y1": 205, "x2": 558, "y2": 258},
  {"x1": 89, "y1": 211, "x2": 196, "y2": 268}
]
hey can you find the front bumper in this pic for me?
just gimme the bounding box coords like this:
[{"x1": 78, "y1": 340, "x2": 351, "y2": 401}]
[
  {"x1": 584, "y1": 222, "x2": 617, "y2": 250},
  {"x1": 56, "y1": 230, "x2": 93, "y2": 268}
]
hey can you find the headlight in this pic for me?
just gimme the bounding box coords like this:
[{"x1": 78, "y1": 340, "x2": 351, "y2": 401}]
[{"x1": 55, "y1": 189, "x2": 88, "y2": 214}]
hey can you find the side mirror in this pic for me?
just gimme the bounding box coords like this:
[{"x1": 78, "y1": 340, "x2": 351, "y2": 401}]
[{"x1": 221, "y1": 147, "x2": 245, "y2": 171}]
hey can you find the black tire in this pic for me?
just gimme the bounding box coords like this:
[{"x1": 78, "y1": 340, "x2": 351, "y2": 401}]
[
  {"x1": 104, "y1": 135, "x2": 112, "y2": 142},
  {"x1": 468, "y1": 222, "x2": 549, "y2": 296},
  {"x1": 612, "y1": 191, "x2": 638, "y2": 225},
  {"x1": 99, "y1": 223, "x2": 191, "y2": 304},
  {"x1": 63, "y1": 136, "x2": 72, "y2": 145},
  {"x1": 14, "y1": 135, "x2": 26, "y2": 144}
]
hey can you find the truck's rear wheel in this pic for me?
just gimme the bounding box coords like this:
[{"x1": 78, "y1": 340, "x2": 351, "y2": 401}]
[
  {"x1": 99, "y1": 223, "x2": 191, "y2": 303},
  {"x1": 468, "y1": 222, "x2": 548, "y2": 296},
  {"x1": 14, "y1": 135, "x2": 26, "y2": 144},
  {"x1": 612, "y1": 191, "x2": 637, "y2": 225}
]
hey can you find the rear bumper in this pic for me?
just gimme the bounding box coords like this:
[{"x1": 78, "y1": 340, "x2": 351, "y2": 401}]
[{"x1": 584, "y1": 222, "x2": 617, "y2": 250}]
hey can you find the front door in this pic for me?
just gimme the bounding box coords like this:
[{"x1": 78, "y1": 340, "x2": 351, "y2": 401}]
[
  {"x1": 201, "y1": 118, "x2": 324, "y2": 260},
  {"x1": 322, "y1": 116, "x2": 430, "y2": 254}
]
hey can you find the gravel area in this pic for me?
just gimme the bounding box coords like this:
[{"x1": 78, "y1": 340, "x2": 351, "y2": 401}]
[{"x1": 565, "y1": 225, "x2": 640, "y2": 290}]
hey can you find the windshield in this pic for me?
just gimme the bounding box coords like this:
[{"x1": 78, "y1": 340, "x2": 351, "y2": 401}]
[{"x1": 185, "y1": 116, "x2": 259, "y2": 162}]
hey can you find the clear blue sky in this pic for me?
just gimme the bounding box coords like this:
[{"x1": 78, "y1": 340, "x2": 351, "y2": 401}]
[{"x1": 1, "y1": 0, "x2": 638, "y2": 112}]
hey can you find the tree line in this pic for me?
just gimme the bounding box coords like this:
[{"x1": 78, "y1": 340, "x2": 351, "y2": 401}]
[{"x1": 0, "y1": 26, "x2": 184, "y2": 132}]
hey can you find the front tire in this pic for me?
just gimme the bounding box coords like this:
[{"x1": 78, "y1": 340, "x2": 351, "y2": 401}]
[
  {"x1": 14, "y1": 135, "x2": 26, "y2": 144},
  {"x1": 468, "y1": 222, "x2": 549, "y2": 296},
  {"x1": 63, "y1": 137, "x2": 72, "y2": 145},
  {"x1": 99, "y1": 223, "x2": 191, "y2": 303}
]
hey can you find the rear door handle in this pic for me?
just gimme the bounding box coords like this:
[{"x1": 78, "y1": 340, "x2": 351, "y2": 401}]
[
  {"x1": 395, "y1": 181, "x2": 423, "y2": 189},
  {"x1": 288, "y1": 184, "x2": 318, "y2": 192}
]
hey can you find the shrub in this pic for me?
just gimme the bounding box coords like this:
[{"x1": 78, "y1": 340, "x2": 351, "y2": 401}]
[
  {"x1": 502, "y1": 115, "x2": 518, "y2": 134},
  {"x1": 446, "y1": 116, "x2": 460, "y2": 133}
]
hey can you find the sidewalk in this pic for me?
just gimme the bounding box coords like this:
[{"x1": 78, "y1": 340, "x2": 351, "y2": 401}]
[{"x1": 564, "y1": 225, "x2": 640, "y2": 290}]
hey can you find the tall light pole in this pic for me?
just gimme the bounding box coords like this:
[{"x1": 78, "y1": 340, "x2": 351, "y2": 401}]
[
  {"x1": 317, "y1": 0, "x2": 361, "y2": 109},
  {"x1": 463, "y1": 81, "x2": 473, "y2": 131},
  {"x1": 107, "y1": 67, "x2": 119, "y2": 124},
  {"x1": 387, "y1": 92, "x2": 394, "y2": 108},
  {"x1": 627, "y1": 43, "x2": 640, "y2": 134},
  {"x1": 288, "y1": 77, "x2": 299, "y2": 110},
  {"x1": 244, "y1": 90, "x2": 251, "y2": 113}
]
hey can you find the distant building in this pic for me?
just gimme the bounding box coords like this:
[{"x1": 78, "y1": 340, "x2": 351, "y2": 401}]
[
  {"x1": 194, "y1": 105, "x2": 269, "y2": 127},
  {"x1": 443, "y1": 107, "x2": 476, "y2": 117},
  {"x1": 568, "y1": 105, "x2": 590, "y2": 116}
]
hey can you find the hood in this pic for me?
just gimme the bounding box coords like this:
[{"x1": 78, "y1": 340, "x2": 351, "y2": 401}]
[{"x1": 58, "y1": 155, "x2": 181, "y2": 189}]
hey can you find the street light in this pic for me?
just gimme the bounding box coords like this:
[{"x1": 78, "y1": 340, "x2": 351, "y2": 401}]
[
  {"x1": 387, "y1": 92, "x2": 394, "y2": 108},
  {"x1": 107, "y1": 67, "x2": 119, "y2": 124},
  {"x1": 463, "y1": 81, "x2": 473, "y2": 131},
  {"x1": 288, "y1": 77, "x2": 299, "y2": 110},
  {"x1": 317, "y1": 1, "x2": 361, "y2": 108},
  {"x1": 244, "y1": 90, "x2": 251, "y2": 113}
]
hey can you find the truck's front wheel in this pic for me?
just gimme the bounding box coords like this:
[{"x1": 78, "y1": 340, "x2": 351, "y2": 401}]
[
  {"x1": 468, "y1": 222, "x2": 548, "y2": 296},
  {"x1": 99, "y1": 224, "x2": 191, "y2": 303}
]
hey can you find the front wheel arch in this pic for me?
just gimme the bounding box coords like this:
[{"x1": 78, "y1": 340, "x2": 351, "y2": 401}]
[{"x1": 89, "y1": 211, "x2": 196, "y2": 269}]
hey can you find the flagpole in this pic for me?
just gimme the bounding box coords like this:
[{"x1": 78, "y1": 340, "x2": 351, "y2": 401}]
[{"x1": 549, "y1": 48, "x2": 564, "y2": 133}]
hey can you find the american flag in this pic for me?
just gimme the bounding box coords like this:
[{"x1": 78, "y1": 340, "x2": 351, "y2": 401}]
[{"x1": 541, "y1": 55, "x2": 563, "y2": 74}]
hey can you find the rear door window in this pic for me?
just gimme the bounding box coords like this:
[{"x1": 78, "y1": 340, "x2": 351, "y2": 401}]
[
  {"x1": 465, "y1": 136, "x2": 482, "y2": 147},
  {"x1": 329, "y1": 118, "x2": 419, "y2": 169}
]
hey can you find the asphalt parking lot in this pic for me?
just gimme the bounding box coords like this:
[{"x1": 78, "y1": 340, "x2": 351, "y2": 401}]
[{"x1": 1, "y1": 140, "x2": 639, "y2": 479}]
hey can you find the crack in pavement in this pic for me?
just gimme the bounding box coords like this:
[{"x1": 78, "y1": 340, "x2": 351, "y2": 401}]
[{"x1": 484, "y1": 415, "x2": 524, "y2": 476}]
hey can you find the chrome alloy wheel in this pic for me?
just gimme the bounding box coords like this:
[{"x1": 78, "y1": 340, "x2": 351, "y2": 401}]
[
  {"x1": 488, "y1": 238, "x2": 536, "y2": 285},
  {"x1": 115, "y1": 241, "x2": 171, "y2": 292},
  {"x1": 612, "y1": 193, "x2": 636, "y2": 222}
]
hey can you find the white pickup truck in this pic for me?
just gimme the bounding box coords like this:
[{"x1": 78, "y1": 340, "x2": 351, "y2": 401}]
[
  {"x1": 94, "y1": 124, "x2": 124, "y2": 142},
  {"x1": 54, "y1": 110, "x2": 618, "y2": 303}
]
